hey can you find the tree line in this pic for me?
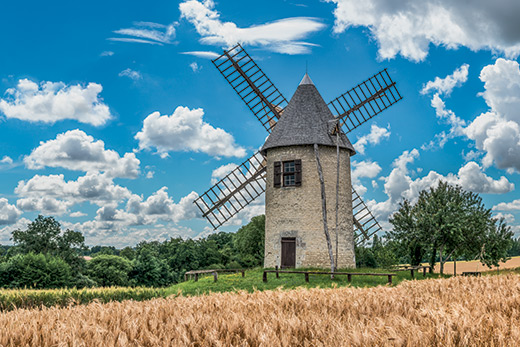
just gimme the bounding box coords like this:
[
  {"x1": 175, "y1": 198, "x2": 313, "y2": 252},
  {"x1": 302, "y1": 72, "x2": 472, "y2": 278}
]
[{"x1": 0, "y1": 215, "x2": 265, "y2": 289}]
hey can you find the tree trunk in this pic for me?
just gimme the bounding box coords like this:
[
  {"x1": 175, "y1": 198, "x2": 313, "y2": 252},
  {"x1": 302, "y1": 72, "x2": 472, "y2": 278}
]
[
  {"x1": 429, "y1": 244, "x2": 437, "y2": 274},
  {"x1": 314, "y1": 143, "x2": 336, "y2": 277},
  {"x1": 439, "y1": 245, "x2": 444, "y2": 275}
]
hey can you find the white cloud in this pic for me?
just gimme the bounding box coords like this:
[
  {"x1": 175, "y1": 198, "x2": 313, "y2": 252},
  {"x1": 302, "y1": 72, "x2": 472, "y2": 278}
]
[
  {"x1": 70, "y1": 211, "x2": 87, "y2": 217},
  {"x1": 464, "y1": 59, "x2": 520, "y2": 173},
  {"x1": 100, "y1": 51, "x2": 114, "y2": 57},
  {"x1": 0, "y1": 198, "x2": 21, "y2": 225},
  {"x1": 421, "y1": 64, "x2": 469, "y2": 96},
  {"x1": 369, "y1": 149, "x2": 513, "y2": 222},
  {"x1": 179, "y1": 0, "x2": 325, "y2": 54},
  {"x1": 119, "y1": 68, "x2": 142, "y2": 80},
  {"x1": 494, "y1": 200, "x2": 520, "y2": 212},
  {"x1": 0, "y1": 79, "x2": 111, "y2": 126},
  {"x1": 353, "y1": 124, "x2": 390, "y2": 155},
  {"x1": 24, "y1": 130, "x2": 140, "y2": 178},
  {"x1": 421, "y1": 64, "x2": 469, "y2": 150},
  {"x1": 211, "y1": 163, "x2": 238, "y2": 184},
  {"x1": 0, "y1": 218, "x2": 31, "y2": 244},
  {"x1": 15, "y1": 172, "x2": 132, "y2": 214},
  {"x1": 326, "y1": 0, "x2": 520, "y2": 61},
  {"x1": 352, "y1": 160, "x2": 382, "y2": 184},
  {"x1": 189, "y1": 62, "x2": 201, "y2": 72},
  {"x1": 135, "y1": 106, "x2": 246, "y2": 158},
  {"x1": 109, "y1": 21, "x2": 176, "y2": 45},
  {"x1": 146, "y1": 171, "x2": 154, "y2": 179},
  {"x1": 0, "y1": 156, "x2": 13, "y2": 165},
  {"x1": 181, "y1": 51, "x2": 219, "y2": 59}
]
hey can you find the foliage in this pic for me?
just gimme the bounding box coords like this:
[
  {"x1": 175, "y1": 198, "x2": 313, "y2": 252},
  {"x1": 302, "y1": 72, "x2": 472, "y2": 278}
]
[
  {"x1": 388, "y1": 182, "x2": 513, "y2": 274},
  {"x1": 86, "y1": 255, "x2": 133, "y2": 287},
  {"x1": 0, "y1": 253, "x2": 72, "y2": 289},
  {"x1": 233, "y1": 215, "x2": 265, "y2": 267},
  {"x1": 355, "y1": 235, "x2": 398, "y2": 268},
  {"x1": 11, "y1": 215, "x2": 86, "y2": 272}
]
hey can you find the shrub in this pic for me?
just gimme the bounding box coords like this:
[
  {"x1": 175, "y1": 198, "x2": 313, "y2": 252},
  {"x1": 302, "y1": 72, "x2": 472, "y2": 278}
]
[{"x1": 86, "y1": 255, "x2": 133, "y2": 287}]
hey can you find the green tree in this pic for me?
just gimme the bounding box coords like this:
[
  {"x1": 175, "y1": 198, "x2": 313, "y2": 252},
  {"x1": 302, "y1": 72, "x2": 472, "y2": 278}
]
[
  {"x1": 86, "y1": 255, "x2": 132, "y2": 287},
  {"x1": 0, "y1": 253, "x2": 72, "y2": 289},
  {"x1": 389, "y1": 182, "x2": 513, "y2": 274},
  {"x1": 233, "y1": 215, "x2": 265, "y2": 267},
  {"x1": 131, "y1": 248, "x2": 172, "y2": 287},
  {"x1": 480, "y1": 218, "x2": 513, "y2": 268},
  {"x1": 11, "y1": 215, "x2": 86, "y2": 272}
]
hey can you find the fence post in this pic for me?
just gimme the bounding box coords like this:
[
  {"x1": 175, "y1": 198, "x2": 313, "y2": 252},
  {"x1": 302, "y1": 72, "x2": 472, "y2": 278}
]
[
  {"x1": 195, "y1": 273, "x2": 199, "y2": 282},
  {"x1": 411, "y1": 269, "x2": 415, "y2": 279},
  {"x1": 347, "y1": 274, "x2": 352, "y2": 283},
  {"x1": 263, "y1": 271, "x2": 268, "y2": 282},
  {"x1": 423, "y1": 267, "x2": 427, "y2": 277},
  {"x1": 388, "y1": 275, "x2": 392, "y2": 285},
  {"x1": 184, "y1": 273, "x2": 187, "y2": 282},
  {"x1": 241, "y1": 270, "x2": 245, "y2": 277},
  {"x1": 275, "y1": 265, "x2": 279, "y2": 278},
  {"x1": 305, "y1": 272, "x2": 309, "y2": 282},
  {"x1": 213, "y1": 272, "x2": 218, "y2": 282}
]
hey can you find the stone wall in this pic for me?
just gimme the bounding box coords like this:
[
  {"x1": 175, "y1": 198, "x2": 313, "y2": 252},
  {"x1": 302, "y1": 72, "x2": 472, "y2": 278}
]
[{"x1": 264, "y1": 144, "x2": 356, "y2": 269}]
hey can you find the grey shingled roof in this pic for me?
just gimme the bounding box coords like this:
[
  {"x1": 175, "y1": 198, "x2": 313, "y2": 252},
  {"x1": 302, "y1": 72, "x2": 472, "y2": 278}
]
[{"x1": 261, "y1": 73, "x2": 356, "y2": 155}]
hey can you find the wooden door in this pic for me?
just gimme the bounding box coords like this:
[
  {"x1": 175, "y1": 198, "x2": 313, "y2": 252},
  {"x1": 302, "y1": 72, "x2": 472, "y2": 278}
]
[{"x1": 281, "y1": 238, "x2": 296, "y2": 268}]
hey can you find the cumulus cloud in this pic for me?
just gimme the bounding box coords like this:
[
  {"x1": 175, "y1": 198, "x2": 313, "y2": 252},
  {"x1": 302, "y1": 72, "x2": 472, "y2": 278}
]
[
  {"x1": 24, "y1": 130, "x2": 140, "y2": 178},
  {"x1": 211, "y1": 163, "x2": 238, "y2": 184},
  {"x1": 464, "y1": 59, "x2": 520, "y2": 173},
  {"x1": 135, "y1": 106, "x2": 246, "y2": 158},
  {"x1": 0, "y1": 79, "x2": 111, "y2": 126},
  {"x1": 119, "y1": 68, "x2": 142, "y2": 80},
  {"x1": 326, "y1": 0, "x2": 520, "y2": 61},
  {"x1": 0, "y1": 198, "x2": 21, "y2": 225},
  {"x1": 0, "y1": 156, "x2": 13, "y2": 166},
  {"x1": 109, "y1": 21, "x2": 176, "y2": 45},
  {"x1": 368, "y1": 149, "x2": 513, "y2": 222},
  {"x1": 0, "y1": 218, "x2": 31, "y2": 243},
  {"x1": 494, "y1": 200, "x2": 520, "y2": 212},
  {"x1": 353, "y1": 124, "x2": 390, "y2": 155},
  {"x1": 15, "y1": 172, "x2": 132, "y2": 215},
  {"x1": 421, "y1": 64, "x2": 469, "y2": 96},
  {"x1": 179, "y1": 0, "x2": 325, "y2": 54}
]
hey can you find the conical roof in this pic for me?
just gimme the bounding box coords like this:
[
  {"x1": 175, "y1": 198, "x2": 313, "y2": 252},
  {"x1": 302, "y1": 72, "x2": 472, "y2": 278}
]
[{"x1": 261, "y1": 73, "x2": 356, "y2": 155}]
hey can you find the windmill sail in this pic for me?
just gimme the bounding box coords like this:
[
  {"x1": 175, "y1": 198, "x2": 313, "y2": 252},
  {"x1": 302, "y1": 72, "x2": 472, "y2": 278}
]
[
  {"x1": 351, "y1": 187, "x2": 383, "y2": 245},
  {"x1": 328, "y1": 68, "x2": 402, "y2": 134},
  {"x1": 194, "y1": 152, "x2": 267, "y2": 229},
  {"x1": 212, "y1": 44, "x2": 288, "y2": 132}
]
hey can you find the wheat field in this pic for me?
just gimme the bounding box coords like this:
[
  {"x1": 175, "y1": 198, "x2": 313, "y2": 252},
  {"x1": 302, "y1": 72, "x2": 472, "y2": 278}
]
[{"x1": 1, "y1": 275, "x2": 520, "y2": 346}]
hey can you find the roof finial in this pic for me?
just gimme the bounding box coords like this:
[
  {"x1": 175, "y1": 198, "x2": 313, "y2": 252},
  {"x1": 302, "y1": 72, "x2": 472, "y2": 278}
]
[{"x1": 306, "y1": 60, "x2": 308, "y2": 74}]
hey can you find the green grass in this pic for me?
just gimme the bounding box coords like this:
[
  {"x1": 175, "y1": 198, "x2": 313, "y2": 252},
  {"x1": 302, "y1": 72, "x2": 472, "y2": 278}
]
[{"x1": 165, "y1": 267, "x2": 441, "y2": 296}]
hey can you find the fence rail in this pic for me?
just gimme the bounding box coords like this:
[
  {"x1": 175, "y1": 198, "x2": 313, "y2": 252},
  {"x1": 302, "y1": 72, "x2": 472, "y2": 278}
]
[
  {"x1": 263, "y1": 269, "x2": 396, "y2": 284},
  {"x1": 184, "y1": 269, "x2": 245, "y2": 282}
]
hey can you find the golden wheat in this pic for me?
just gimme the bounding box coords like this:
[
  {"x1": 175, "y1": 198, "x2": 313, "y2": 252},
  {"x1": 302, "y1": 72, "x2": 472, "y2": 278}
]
[{"x1": 1, "y1": 275, "x2": 520, "y2": 346}]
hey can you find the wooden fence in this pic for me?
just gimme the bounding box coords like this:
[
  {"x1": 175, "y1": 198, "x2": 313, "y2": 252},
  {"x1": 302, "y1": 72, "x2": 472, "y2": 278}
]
[
  {"x1": 263, "y1": 269, "x2": 396, "y2": 284},
  {"x1": 184, "y1": 269, "x2": 245, "y2": 282}
]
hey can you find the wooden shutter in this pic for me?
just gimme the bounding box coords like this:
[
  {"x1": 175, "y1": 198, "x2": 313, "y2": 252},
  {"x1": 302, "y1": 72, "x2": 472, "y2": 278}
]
[
  {"x1": 294, "y1": 159, "x2": 302, "y2": 186},
  {"x1": 274, "y1": 161, "x2": 281, "y2": 187}
]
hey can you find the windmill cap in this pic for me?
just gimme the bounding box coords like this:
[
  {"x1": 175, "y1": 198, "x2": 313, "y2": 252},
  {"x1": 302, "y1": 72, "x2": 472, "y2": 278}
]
[
  {"x1": 299, "y1": 73, "x2": 314, "y2": 85},
  {"x1": 261, "y1": 74, "x2": 356, "y2": 155}
]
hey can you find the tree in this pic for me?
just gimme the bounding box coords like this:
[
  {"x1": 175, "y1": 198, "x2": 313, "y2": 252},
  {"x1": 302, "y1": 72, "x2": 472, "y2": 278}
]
[
  {"x1": 389, "y1": 182, "x2": 512, "y2": 275},
  {"x1": 131, "y1": 247, "x2": 172, "y2": 287},
  {"x1": 11, "y1": 215, "x2": 86, "y2": 272},
  {"x1": 233, "y1": 215, "x2": 265, "y2": 267},
  {"x1": 0, "y1": 253, "x2": 72, "y2": 289},
  {"x1": 86, "y1": 255, "x2": 133, "y2": 287},
  {"x1": 480, "y1": 218, "x2": 513, "y2": 268}
]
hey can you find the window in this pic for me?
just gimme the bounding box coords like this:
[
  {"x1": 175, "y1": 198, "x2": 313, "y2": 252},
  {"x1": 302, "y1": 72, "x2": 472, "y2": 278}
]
[{"x1": 274, "y1": 159, "x2": 301, "y2": 187}]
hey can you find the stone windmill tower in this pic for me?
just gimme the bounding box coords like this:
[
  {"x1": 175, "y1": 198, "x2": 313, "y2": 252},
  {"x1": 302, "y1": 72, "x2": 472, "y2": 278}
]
[{"x1": 194, "y1": 44, "x2": 402, "y2": 269}]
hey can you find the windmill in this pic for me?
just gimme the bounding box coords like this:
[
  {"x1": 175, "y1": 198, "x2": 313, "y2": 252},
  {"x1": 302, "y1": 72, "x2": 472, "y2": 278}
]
[{"x1": 194, "y1": 44, "x2": 402, "y2": 268}]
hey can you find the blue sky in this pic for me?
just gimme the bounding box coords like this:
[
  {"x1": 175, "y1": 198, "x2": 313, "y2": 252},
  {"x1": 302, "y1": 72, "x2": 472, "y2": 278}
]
[{"x1": 1, "y1": 0, "x2": 520, "y2": 247}]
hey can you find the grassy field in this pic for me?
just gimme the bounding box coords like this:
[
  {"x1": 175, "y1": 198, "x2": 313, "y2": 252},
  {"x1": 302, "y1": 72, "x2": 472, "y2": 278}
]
[
  {"x1": 165, "y1": 267, "x2": 438, "y2": 296},
  {"x1": 2, "y1": 274, "x2": 520, "y2": 346}
]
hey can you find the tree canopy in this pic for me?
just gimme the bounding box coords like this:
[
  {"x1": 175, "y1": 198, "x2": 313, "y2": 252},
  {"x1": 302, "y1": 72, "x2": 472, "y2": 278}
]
[{"x1": 388, "y1": 181, "x2": 513, "y2": 274}]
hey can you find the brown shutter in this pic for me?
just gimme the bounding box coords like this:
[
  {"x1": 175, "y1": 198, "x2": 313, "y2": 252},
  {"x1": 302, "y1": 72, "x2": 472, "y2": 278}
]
[
  {"x1": 274, "y1": 161, "x2": 281, "y2": 187},
  {"x1": 294, "y1": 159, "x2": 302, "y2": 186}
]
